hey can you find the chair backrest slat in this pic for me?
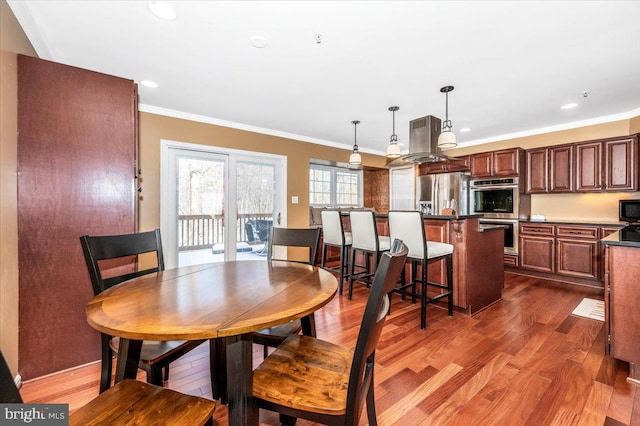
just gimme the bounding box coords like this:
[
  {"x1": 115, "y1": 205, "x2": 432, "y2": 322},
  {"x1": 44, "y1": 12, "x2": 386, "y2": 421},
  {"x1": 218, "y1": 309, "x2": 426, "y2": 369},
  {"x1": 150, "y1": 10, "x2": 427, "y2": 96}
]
[
  {"x1": 345, "y1": 239, "x2": 408, "y2": 424},
  {"x1": 267, "y1": 227, "x2": 321, "y2": 265},
  {"x1": 80, "y1": 229, "x2": 165, "y2": 295}
]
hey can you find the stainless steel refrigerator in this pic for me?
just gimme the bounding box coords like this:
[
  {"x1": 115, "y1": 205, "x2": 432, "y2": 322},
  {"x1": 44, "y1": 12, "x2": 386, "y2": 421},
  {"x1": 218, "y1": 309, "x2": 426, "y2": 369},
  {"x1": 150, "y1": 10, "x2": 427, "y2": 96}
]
[{"x1": 416, "y1": 172, "x2": 470, "y2": 215}]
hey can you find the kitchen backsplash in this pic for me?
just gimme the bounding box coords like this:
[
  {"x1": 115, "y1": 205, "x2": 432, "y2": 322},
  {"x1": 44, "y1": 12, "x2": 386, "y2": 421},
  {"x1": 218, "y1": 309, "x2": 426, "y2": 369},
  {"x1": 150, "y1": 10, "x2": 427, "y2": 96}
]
[{"x1": 531, "y1": 192, "x2": 640, "y2": 222}]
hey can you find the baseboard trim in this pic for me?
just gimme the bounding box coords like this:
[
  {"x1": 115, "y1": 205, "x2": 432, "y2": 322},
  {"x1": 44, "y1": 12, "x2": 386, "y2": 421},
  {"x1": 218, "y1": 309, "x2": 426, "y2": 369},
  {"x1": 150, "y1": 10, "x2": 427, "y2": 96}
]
[{"x1": 14, "y1": 373, "x2": 21, "y2": 390}]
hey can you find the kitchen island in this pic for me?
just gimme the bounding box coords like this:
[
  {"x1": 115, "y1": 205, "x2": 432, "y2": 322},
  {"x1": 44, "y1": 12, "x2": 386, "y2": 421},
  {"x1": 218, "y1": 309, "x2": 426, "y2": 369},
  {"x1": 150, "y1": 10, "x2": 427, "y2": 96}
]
[
  {"x1": 601, "y1": 225, "x2": 640, "y2": 383},
  {"x1": 372, "y1": 214, "x2": 504, "y2": 315}
]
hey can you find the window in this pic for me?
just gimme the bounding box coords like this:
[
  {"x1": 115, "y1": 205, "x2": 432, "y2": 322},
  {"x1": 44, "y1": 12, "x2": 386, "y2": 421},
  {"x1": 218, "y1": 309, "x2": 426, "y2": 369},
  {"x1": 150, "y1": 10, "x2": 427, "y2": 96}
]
[{"x1": 310, "y1": 165, "x2": 362, "y2": 207}]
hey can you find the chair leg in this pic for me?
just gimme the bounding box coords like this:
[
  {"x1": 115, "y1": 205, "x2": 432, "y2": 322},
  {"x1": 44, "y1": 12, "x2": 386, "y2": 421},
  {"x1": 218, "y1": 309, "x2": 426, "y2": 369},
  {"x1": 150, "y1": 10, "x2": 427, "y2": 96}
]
[
  {"x1": 339, "y1": 245, "x2": 346, "y2": 296},
  {"x1": 446, "y1": 253, "x2": 454, "y2": 316},
  {"x1": 348, "y1": 247, "x2": 357, "y2": 300},
  {"x1": 366, "y1": 367, "x2": 378, "y2": 426},
  {"x1": 164, "y1": 365, "x2": 169, "y2": 382},
  {"x1": 421, "y1": 260, "x2": 427, "y2": 330},
  {"x1": 100, "y1": 334, "x2": 113, "y2": 393},
  {"x1": 263, "y1": 345, "x2": 268, "y2": 359},
  {"x1": 411, "y1": 261, "x2": 418, "y2": 304}
]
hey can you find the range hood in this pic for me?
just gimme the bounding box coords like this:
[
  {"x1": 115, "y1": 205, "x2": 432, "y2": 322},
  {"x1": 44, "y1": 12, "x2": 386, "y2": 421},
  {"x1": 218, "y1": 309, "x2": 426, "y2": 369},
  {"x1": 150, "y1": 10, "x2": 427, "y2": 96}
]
[{"x1": 386, "y1": 115, "x2": 451, "y2": 167}]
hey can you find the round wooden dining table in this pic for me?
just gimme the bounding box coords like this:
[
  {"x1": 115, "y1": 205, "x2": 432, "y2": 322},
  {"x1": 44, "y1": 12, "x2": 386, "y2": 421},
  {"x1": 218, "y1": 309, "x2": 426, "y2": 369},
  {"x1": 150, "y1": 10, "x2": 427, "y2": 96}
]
[{"x1": 86, "y1": 260, "x2": 338, "y2": 425}]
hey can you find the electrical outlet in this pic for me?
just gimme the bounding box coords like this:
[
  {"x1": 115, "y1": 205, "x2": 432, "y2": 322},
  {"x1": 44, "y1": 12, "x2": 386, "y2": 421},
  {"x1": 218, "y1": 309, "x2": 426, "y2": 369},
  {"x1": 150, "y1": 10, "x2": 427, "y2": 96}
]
[{"x1": 291, "y1": 196, "x2": 299, "y2": 204}]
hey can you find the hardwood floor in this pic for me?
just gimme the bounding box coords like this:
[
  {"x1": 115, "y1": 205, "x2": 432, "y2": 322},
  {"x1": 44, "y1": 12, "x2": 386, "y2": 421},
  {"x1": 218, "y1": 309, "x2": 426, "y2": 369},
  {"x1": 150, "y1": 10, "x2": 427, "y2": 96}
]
[{"x1": 20, "y1": 272, "x2": 639, "y2": 425}]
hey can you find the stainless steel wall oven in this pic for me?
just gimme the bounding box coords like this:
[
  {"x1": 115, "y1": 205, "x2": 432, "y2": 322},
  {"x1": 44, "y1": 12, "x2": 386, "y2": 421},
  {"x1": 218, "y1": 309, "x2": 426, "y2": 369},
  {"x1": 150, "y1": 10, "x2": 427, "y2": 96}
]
[
  {"x1": 472, "y1": 177, "x2": 529, "y2": 255},
  {"x1": 470, "y1": 178, "x2": 519, "y2": 219}
]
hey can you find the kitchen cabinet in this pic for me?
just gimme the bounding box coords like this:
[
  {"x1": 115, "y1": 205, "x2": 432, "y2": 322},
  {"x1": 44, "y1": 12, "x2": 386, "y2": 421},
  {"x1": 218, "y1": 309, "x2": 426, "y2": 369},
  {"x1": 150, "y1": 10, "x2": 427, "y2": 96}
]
[
  {"x1": 575, "y1": 137, "x2": 637, "y2": 192},
  {"x1": 549, "y1": 145, "x2": 574, "y2": 192},
  {"x1": 470, "y1": 152, "x2": 493, "y2": 178},
  {"x1": 604, "y1": 137, "x2": 637, "y2": 191},
  {"x1": 599, "y1": 226, "x2": 622, "y2": 281},
  {"x1": 470, "y1": 148, "x2": 522, "y2": 178},
  {"x1": 518, "y1": 222, "x2": 620, "y2": 286},
  {"x1": 555, "y1": 225, "x2": 598, "y2": 280},
  {"x1": 417, "y1": 157, "x2": 469, "y2": 175},
  {"x1": 603, "y1": 244, "x2": 640, "y2": 381},
  {"x1": 519, "y1": 224, "x2": 555, "y2": 273},
  {"x1": 525, "y1": 148, "x2": 548, "y2": 193}
]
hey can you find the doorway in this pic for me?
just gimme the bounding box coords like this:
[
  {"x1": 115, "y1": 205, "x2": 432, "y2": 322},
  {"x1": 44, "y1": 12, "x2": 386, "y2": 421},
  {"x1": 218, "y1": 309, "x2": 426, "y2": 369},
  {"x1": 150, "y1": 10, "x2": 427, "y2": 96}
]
[{"x1": 161, "y1": 140, "x2": 286, "y2": 268}]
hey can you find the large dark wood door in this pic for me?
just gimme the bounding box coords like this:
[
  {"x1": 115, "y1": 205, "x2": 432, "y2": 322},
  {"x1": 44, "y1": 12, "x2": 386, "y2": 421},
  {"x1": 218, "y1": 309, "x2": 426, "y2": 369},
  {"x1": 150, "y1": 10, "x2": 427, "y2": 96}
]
[{"x1": 18, "y1": 55, "x2": 136, "y2": 379}]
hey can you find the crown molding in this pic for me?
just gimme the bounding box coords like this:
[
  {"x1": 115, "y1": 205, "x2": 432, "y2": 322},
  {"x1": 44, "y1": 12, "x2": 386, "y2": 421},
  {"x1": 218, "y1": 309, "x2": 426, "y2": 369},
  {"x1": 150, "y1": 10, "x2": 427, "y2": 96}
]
[
  {"x1": 458, "y1": 107, "x2": 640, "y2": 148},
  {"x1": 139, "y1": 104, "x2": 385, "y2": 156}
]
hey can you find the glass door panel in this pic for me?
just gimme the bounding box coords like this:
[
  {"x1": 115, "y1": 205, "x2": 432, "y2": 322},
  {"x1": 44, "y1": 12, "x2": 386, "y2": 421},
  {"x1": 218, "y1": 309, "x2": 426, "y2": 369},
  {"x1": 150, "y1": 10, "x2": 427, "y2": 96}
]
[
  {"x1": 162, "y1": 141, "x2": 286, "y2": 268},
  {"x1": 176, "y1": 153, "x2": 227, "y2": 266},
  {"x1": 236, "y1": 161, "x2": 276, "y2": 260}
]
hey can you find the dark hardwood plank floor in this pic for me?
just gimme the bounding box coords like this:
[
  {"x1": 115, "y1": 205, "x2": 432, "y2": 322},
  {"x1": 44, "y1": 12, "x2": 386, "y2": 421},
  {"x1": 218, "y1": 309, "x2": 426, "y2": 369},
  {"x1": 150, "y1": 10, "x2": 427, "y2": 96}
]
[{"x1": 19, "y1": 272, "x2": 639, "y2": 425}]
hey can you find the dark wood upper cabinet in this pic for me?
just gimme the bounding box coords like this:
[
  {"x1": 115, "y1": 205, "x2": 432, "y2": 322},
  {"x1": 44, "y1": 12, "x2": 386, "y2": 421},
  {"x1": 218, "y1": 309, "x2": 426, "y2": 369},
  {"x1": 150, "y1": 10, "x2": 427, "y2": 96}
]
[
  {"x1": 417, "y1": 157, "x2": 470, "y2": 175},
  {"x1": 493, "y1": 148, "x2": 520, "y2": 176},
  {"x1": 575, "y1": 137, "x2": 637, "y2": 192},
  {"x1": 470, "y1": 152, "x2": 493, "y2": 178},
  {"x1": 549, "y1": 145, "x2": 574, "y2": 192},
  {"x1": 575, "y1": 141, "x2": 602, "y2": 192},
  {"x1": 526, "y1": 148, "x2": 548, "y2": 193},
  {"x1": 470, "y1": 148, "x2": 521, "y2": 178},
  {"x1": 604, "y1": 137, "x2": 637, "y2": 191}
]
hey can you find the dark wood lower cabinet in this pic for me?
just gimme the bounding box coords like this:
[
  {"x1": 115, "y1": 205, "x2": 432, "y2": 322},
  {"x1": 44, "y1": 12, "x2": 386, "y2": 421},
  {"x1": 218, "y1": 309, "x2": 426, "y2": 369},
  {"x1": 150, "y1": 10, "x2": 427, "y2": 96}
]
[
  {"x1": 555, "y1": 238, "x2": 598, "y2": 279},
  {"x1": 605, "y1": 244, "x2": 640, "y2": 381},
  {"x1": 518, "y1": 223, "x2": 616, "y2": 286},
  {"x1": 519, "y1": 235, "x2": 555, "y2": 273}
]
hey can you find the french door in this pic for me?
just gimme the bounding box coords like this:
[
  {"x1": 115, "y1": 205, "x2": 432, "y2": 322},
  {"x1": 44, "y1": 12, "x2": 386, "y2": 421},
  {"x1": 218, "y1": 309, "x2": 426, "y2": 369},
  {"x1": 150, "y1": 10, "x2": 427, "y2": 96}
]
[{"x1": 161, "y1": 140, "x2": 286, "y2": 268}]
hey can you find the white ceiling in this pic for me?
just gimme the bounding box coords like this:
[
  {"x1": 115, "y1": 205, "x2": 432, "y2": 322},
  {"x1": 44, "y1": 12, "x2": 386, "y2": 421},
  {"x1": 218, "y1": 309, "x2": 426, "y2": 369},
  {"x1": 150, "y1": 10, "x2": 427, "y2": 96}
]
[{"x1": 8, "y1": 1, "x2": 640, "y2": 155}]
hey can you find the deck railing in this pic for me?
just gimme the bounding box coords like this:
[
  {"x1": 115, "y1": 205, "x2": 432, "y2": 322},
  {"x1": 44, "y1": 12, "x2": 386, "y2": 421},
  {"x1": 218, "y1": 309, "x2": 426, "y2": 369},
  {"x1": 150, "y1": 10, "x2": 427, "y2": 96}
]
[{"x1": 178, "y1": 213, "x2": 272, "y2": 251}]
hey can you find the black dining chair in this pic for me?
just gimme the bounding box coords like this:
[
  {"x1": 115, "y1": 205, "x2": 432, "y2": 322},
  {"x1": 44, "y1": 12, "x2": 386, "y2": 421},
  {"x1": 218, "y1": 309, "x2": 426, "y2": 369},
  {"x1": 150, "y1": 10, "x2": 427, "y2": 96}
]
[
  {"x1": 252, "y1": 227, "x2": 322, "y2": 358},
  {"x1": 252, "y1": 239, "x2": 408, "y2": 425},
  {"x1": 80, "y1": 229, "x2": 206, "y2": 393},
  {"x1": 0, "y1": 350, "x2": 215, "y2": 425}
]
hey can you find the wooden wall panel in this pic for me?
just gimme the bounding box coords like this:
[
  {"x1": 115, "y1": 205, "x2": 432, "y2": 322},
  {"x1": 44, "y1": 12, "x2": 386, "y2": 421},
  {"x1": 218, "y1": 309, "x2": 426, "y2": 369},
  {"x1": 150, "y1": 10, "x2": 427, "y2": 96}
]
[
  {"x1": 18, "y1": 55, "x2": 136, "y2": 379},
  {"x1": 363, "y1": 168, "x2": 389, "y2": 213}
]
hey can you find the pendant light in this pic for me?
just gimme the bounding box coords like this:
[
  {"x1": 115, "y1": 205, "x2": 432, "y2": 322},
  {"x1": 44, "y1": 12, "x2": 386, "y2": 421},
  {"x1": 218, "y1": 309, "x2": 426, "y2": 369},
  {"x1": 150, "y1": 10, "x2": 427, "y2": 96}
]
[
  {"x1": 385, "y1": 106, "x2": 402, "y2": 158},
  {"x1": 349, "y1": 120, "x2": 362, "y2": 165},
  {"x1": 438, "y1": 85, "x2": 457, "y2": 148}
]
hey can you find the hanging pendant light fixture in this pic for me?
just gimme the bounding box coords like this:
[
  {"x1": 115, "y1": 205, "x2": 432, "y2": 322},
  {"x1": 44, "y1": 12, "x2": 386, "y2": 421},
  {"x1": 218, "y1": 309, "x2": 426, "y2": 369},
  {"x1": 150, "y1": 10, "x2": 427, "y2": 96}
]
[
  {"x1": 438, "y1": 85, "x2": 457, "y2": 148},
  {"x1": 385, "y1": 106, "x2": 402, "y2": 158},
  {"x1": 349, "y1": 120, "x2": 362, "y2": 165}
]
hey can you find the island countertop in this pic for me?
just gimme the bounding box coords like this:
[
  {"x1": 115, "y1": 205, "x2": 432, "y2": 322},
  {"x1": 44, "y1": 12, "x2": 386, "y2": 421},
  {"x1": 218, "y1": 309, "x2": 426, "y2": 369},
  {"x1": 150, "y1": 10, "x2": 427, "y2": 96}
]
[{"x1": 601, "y1": 225, "x2": 640, "y2": 248}]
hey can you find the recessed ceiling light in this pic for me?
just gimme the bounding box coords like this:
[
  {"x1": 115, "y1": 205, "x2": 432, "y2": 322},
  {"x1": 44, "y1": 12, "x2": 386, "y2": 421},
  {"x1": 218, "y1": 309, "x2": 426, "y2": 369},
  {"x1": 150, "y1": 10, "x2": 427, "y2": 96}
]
[
  {"x1": 460, "y1": 127, "x2": 471, "y2": 132},
  {"x1": 250, "y1": 36, "x2": 268, "y2": 48},
  {"x1": 148, "y1": 2, "x2": 176, "y2": 21},
  {"x1": 140, "y1": 80, "x2": 159, "y2": 88},
  {"x1": 561, "y1": 103, "x2": 578, "y2": 109}
]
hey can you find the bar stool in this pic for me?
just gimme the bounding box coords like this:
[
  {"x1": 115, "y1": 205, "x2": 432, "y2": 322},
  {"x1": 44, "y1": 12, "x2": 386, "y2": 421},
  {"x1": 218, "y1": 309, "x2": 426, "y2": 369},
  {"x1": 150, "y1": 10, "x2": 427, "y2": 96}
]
[
  {"x1": 348, "y1": 210, "x2": 391, "y2": 300},
  {"x1": 320, "y1": 210, "x2": 352, "y2": 295},
  {"x1": 388, "y1": 210, "x2": 454, "y2": 329}
]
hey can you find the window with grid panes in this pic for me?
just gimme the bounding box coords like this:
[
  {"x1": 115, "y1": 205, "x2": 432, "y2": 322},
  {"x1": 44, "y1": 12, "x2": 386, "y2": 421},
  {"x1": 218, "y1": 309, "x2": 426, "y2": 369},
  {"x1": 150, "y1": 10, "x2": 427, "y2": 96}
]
[{"x1": 309, "y1": 165, "x2": 362, "y2": 207}]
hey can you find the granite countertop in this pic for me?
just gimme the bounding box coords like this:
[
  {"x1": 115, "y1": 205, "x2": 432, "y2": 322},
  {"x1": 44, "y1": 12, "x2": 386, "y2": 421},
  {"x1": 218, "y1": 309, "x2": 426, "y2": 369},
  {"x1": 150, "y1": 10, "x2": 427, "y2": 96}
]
[
  {"x1": 601, "y1": 225, "x2": 640, "y2": 247},
  {"x1": 521, "y1": 219, "x2": 627, "y2": 227},
  {"x1": 373, "y1": 213, "x2": 484, "y2": 220}
]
